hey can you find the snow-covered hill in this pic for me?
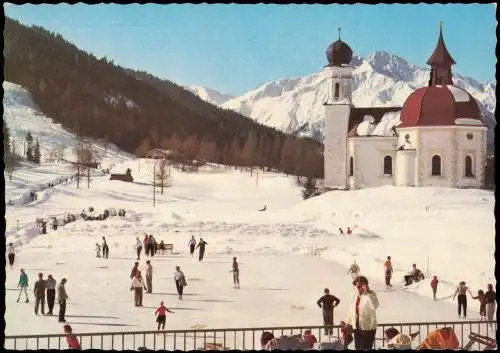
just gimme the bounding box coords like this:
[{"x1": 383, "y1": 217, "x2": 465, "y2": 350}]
[
  {"x1": 184, "y1": 85, "x2": 234, "y2": 106},
  {"x1": 218, "y1": 51, "x2": 496, "y2": 141},
  {"x1": 3, "y1": 81, "x2": 135, "y2": 205}
]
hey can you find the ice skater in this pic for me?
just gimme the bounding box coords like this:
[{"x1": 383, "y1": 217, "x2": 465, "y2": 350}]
[
  {"x1": 45, "y1": 274, "x2": 56, "y2": 315},
  {"x1": 136, "y1": 237, "x2": 143, "y2": 260},
  {"x1": 17, "y1": 269, "x2": 29, "y2": 303},
  {"x1": 8, "y1": 242, "x2": 16, "y2": 269},
  {"x1": 484, "y1": 284, "x2": 496, "y2": 323},
  {"x1": 316, "y1": 288, "x2": 340, "y2": 335},
  {"x1": 188, "y1": 236, "x2": 196, "y2": 256},
  {"x1": 58, "y1": 278, "x2": 69, "y2": 322},
  {"x1": 231, "y1": 257, "x2": 240, "y2": 288},
  {"x1": 347, "y1": 261, "x2": 360, "y2": 281},
  {"x1": 145, "y1": 260, "x2": 153, "y2": 294},
  {"x1": 95, "y1": 243, "x2": 101, "y2": 258},
  {"x1": 102, "y1": 236, "x2": 109, "y2": 259},
  {"x1": 155, "y1": 301, "x2": 174, "y2": 331},
  {"x1": 33, "y1": 273, "x2": 46, "y2": 315},
  {"x1": 384, "y1": 256, "x2": 393, "y2": 287},
  {"x1": 453, "y1": 281, "x2": 472, "y2": 319},
  {"x1": 196, "y1": 238, "x2": 207, "y2": 262},
  {"x1": 131, "y1": 272, "x2": 147, "y2": 307},
  {"x1": 174, "y1": 266, "x2": 187, "y2": 300},
  {"x1": 431, "y1": 275, "x2": 439, "y2": 300}
]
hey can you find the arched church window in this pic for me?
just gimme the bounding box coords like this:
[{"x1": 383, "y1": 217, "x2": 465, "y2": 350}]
[
  {"x1": 465, "y1": 155, "x2": 474, "y2": 177},
  {"x1": 431, "y1": 155, "x2": 441, "y2": 176},
  {"x1": 383, "y1": 156, "x2": 393, "y2": 175},
  {"x1": 349, "y1": 157, "x2": 354, "y2": 176},
  {"x1": 334, "y1": 82, "x2": 340, "y2": 100}
]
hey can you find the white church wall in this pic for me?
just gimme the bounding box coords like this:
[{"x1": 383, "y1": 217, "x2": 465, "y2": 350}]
[
  {"x1": 395, "y1": 149, "x2": 417, "y2": 186},
  {"x1": 348, "y1": 137, "x2": 397, "y2": 189},
  {"x1": 324, "y1": 104, "x2": 351, "y2": 189},
  {"x1": 417, "y1": 128, "x2": 455, "y2": 187},
  {"x1": 454, "y1": 126, "x2": 488, "y2": 188}
]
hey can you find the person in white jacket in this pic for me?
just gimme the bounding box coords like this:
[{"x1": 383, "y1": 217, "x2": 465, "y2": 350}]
[
  {"x1": 345, "y1": 276, "x2": 379, "y2": 350},
  {"x1": 135, "y1": 237, "x2": 143, "y2": 261},
  {"x1": 130, "y1": 272, "x2": 147, "y2": 307}
]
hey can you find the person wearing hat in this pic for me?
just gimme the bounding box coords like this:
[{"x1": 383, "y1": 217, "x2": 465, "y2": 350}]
[
  {"x1": 57, "y1": 278, "x2": 69, "y2": 322},
  {"x1": 33, "y1": 273, "x2": 46, "y2": 315},
  {"x1": 384, "y1": 256, "x2": 393, "y2": 287},
  {"x1": 346, "y1": 276, "x2": 379, "y2": 350},
  {"x1": 316, "y1": 288, "x2": 341, "y2": 336},
  {"x1": 45, "y1": 274, "x2": 57, "y2": 315}
]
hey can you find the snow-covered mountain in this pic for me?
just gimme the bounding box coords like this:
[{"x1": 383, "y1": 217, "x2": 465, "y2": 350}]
[
  {"x1": 184, "y1": 85, "x2": 234, "y2": 106},
  {"x1": 218, "y1": 51, "x2": 496, "y2": 142}
]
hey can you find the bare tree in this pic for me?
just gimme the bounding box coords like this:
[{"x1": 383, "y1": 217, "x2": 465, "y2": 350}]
[
  {"x1": 73, "y1": 139, "x2": 99, "y2": 189},
  {"x1": 155, "y1": 158, "x2": 171, "y2": 195}
]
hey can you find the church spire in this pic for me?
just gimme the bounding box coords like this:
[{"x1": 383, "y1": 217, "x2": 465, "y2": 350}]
[
  {"x1": 427, "y1": 21, "x2": 456, "y2": 86},
  {"x1": 338, "y1": 27, "x2": 341, "y2": 40}
]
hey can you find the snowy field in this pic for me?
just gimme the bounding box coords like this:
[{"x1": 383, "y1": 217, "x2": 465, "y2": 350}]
[{"x1": 4, "y1": 81, "x2": 496, "y2": 346}]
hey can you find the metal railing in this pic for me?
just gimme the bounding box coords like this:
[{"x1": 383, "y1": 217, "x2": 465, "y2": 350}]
[{"x1": 4, "y1": 320, "x2": 496, "y2": 350}]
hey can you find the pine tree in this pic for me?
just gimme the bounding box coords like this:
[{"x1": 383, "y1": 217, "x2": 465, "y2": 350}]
[
  {"x1": 34, "y1": 138, "x2": 41, "y2": 164},
  {"x1": 3, "y1": 120, "x2": 11, "y2": 154}
]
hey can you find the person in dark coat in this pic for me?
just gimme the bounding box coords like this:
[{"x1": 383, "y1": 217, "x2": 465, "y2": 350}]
[
  {"x1": 484, "y1": 284, "x2": 496, "y2": 323},
  {"x1": 174, "y1": 266, "x2": 187, "y2": 300},
  {"x1": 196, "y1": 238, "x2": 208, "y2": 262},
  {"x1": 317, "y1": 288, "x2": 341, "y2": 335},
  {"x1": 45, "y1": 274, "x2": 57, "y2": 315},
  {"x1": 130, "y1": 262, "x2": 140, "y2": 279},
  {"x1": 33, "y1": 273, "x2": 46, "y2": 315},
  {"x1": 102, "y1": 236, "x2": 109, "y2": 259},
  {"x1": 58, "y1": 278, "x2": 69, "y2": 322},
  {"x1": 188, "y1": 236, "x2": 196, "y2": 256},
  {"x1": 8, "y1": 243, "x2": 15, "y2": 269},
  {"x1": 231, "y1": 257, "x2": 240, "y2": 289}
]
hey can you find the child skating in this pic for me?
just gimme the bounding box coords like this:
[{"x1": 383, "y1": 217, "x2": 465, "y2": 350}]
[{"x1": 155, "y1": 301, "x2": 174, "y2": 331}]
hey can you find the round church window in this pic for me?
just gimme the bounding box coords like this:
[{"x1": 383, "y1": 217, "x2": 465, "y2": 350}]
[{"x1": 466, "y1": 133, "x2": 473, "y2": 140}]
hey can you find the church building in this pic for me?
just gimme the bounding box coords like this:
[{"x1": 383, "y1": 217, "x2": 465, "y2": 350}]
[{"x1": 323, "y1": 24, "x2": 488, "y2": 190}]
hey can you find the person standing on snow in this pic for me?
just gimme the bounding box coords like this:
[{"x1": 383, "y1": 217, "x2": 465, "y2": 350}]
[
  {"x1": 346, "y1": 276, "x2": 379, "y2": 350},
  {"x1": 45, "y1": 274, "x2": 57, "y2": 315},
  {"x1": 196, "y1": 238, "x2": 208, "y2": 262},
  {"x1": 145, "y1": 260, "x2": 153, "y2": 294},
  {"x1": 58, "y1": 278, "x2": 69, "y2": 322},
  {"x1": 346, "y1": 227, "x2": 352, "y2": 235},
  {"x1": 155, "y1": 301, "x2": 175, "y2": 331},
  {"x1": 188, "y1": 236, "x2": 196, "y2": 256},
  {"x1": 347, "y1": 261, "x2": 360, "y2": 281},
  {"x1": 143, "y1": 234, "x2": 150, "y2": 257},
  {"x1": 174, "y1": 266, "x2": 187, "y2": 300},
  {"x1": 131, "y1": 271, "x2": 147, "y2": 307},
  {"x1": 130, "y1": 262, "x2": 140, "y2": 279},
  {"x1": 8, "y1": 242, "x2": 16, "y2": 269},
  {"x1": 471, "y1": 290, "x2": 487, "y2": 320},
  {"x1": 95, "y1": 243, "x2": 101, "y2": 258},
  {"x1": 431, "y1": 276, "x2": 439, "y2": 300},
  {"x1": 102, "y1": 236, "x2": 109, "y2": 259},
  {"x1": 33, "y1": 273, "x2": 46, "y2": 315},
  {"x1": 453, "y1": 281, "x2": 472, "y2": 319},
  {"x1": 384, "y1": 256, "x2": 393, "y2": 287},
  {"x1": 135, "y1": 237, "x2": 143, "y2": 260},
  {"x1": 231, "y1": 257, "x2": 240, "y2": 289},
  {"x1": 17, "y1": 269, "x2": 29, "y2": 303},
  {"x1": 484, "y1": 284, "x2": 496, "y2": 323},
  {"x1": 316, "y1": 288, "x2": 341, "y2": 336}
]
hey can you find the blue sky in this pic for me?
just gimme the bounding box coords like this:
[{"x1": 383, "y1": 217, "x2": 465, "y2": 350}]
[{"x1": 4, "y1": 3, "x2": 496, "y2": 96}]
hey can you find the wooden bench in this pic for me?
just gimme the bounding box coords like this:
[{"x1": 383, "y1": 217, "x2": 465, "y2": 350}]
[{"x1": 164, "y1": 244, "x2": 174, "y2": 253}]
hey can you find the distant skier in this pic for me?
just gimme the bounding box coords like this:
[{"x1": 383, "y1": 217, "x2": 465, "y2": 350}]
[
  {"x1": 453, "y1": 281, "x2": 472, "y2": 319},
  {"x1": 196, "y1": 238, "x2": 208, "y2": 262},
  {"x1": 33, "y1": 273, "x2": 46, "y2": 315},
  {"x1": 95, "y1": 243, "x2": 101, "y2": 258},
  {"x1": 231, "y1": 257, "x2": 240, "y2": 288},
  {"x1": 346, "y1": 227, "x2": 352, "y2": 235},
  {"x1": 338, "y1": 227, "x2": 344, "y2": 235},
  {"x1": 135, "y1": 237, "x2": 143, "y2": 260},
  {"x1": 17, "y1": 269, "x2": 29, "y2": 303},
  {"x1": 45, "y1": 274, "x2": 57, "y2": 315},
  {"x1": 145, "y1": 260, "x2": 153, "y2": 294},
  {"x1": 188, "y1": 236, "x2": 196, "y2": 256},
  {"x1": 102, "y1": 236, "x2": 109, "y2": 259},
  {"x1": 484, "y1": 284, "x2": 496, "y2": 323},
  {"x1": 8, "y1": 242, "x2": 16, "y2": 269},
  {"x1": 174, "y1": 266, "x2": 187, "y2": 300},
  {"x1": 316, "y1": 288, "x2": 340, "y2": 335},
  {"x1": 430, "y1": 276, "x2": 439, "y2": 300},
  {"x1": 155, "y1": 301, "x2": 174, "y2": 331},
  {"x1": 347, "y1": 261, "x2": 360, "y2": 281},
  {"x1": 384, "y1": 256, "x2": 393, "y2": 287}
]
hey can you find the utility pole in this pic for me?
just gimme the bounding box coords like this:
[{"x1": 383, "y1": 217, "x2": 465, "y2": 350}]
[{"x1": 153, "y1": 162, "x2": 156, "y2": 207}]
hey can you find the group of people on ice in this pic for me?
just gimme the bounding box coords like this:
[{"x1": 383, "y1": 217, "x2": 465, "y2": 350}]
[
  {"x1": 95, "y1": 236, "x2": 110, "y2": 258},
  {"x1": 15, "y1": 269, "x2": 70, "y2": 322}
]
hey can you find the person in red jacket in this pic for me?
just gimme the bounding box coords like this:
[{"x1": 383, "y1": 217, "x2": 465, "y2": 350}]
[
  {"x1": 63, "y1": 324, "x2": 81, "y2": 350},
  {"x1": 155, "y1": 301, "x2": 174, "y2": 331},
  {"x1": 430, "y1": 276, "x2": 439, "y2": 300},
  {"x1": 346, "y1": 227, "x2": 352, "y2": 235},
  {"x1": 302, "y1": 329, "x2": 317, "y2": 349}
]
